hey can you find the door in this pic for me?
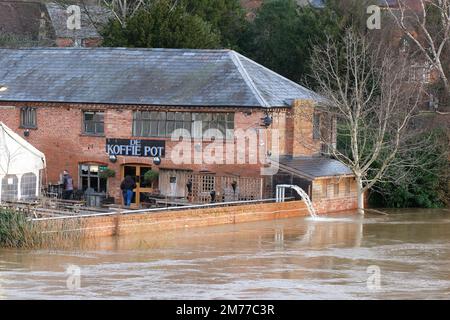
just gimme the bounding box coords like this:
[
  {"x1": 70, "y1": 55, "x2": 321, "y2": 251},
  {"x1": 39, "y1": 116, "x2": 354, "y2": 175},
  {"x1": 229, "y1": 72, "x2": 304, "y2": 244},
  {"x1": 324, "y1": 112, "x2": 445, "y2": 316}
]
[
  {"x1": 122, "y1": 165, "x2": 154, "y2": 207},
  {"x1": 123, "y1": 166, "x2": 137, "y2": 206}
]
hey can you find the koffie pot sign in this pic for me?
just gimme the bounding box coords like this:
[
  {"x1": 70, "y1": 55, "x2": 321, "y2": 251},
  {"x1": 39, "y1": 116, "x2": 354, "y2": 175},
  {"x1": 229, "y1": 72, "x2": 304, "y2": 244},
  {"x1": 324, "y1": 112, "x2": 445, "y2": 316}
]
[{"x1": 106, "y1": 139, "x2": 165, "y2": 158}]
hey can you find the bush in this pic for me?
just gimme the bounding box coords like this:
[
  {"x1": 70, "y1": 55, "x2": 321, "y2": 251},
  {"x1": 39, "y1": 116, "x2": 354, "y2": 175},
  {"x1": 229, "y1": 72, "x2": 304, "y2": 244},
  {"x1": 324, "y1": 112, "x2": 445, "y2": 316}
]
[
  {"x1": 144, "y1": 170, "x2": 159, "y2": 182},
  {"x1": 99, "y1": 168, "x2": 116, "y2": 179}
]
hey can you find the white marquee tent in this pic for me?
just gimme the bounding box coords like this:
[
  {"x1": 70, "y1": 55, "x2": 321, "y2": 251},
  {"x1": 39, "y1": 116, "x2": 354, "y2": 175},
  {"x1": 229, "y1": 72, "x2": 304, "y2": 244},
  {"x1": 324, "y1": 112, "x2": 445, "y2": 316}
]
[{"x1": 0, "y1": 122, "x2": 46, "y2": 202}]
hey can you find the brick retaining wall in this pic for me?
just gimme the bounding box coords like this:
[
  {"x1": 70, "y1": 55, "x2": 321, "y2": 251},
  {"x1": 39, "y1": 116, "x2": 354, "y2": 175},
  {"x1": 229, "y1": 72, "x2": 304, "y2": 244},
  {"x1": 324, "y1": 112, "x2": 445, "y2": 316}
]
[{"x1": 38, "y1": 200, "x2": 310, "y2": 238}]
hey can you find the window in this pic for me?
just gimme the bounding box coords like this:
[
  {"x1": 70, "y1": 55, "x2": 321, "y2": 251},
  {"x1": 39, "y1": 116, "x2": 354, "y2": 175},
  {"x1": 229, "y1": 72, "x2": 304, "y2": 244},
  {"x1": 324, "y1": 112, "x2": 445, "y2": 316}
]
[
  {"x1": 79, "y1": 164, "x2": 107, "y2": 193},
  {"x1": 83, "y1": 111, "x2": 104, "y2": 135},
  {"x1": 133, "y1": 111, "x2": 192, "y2": 138},
  {"x1": 334, "y1": 182, "x2": 339, "y2": 197},
  {"x1": 201, "y1": 175, "x2": 215, "y2": 192},
  {"x1": 345, "y1": 178, "x2": 351, "y2": 196},
  {"x1": 313, "y1": 113, "x2": 321, "y2": 140},
  {"x1": 20, "y1": 107, "x2": 37, "y2": 128},
  {"x1": 193, "y1": 113, "x2": 234, "y2": 140},
  {"x1": 132, "y1": 111, "x2": 235, "y2": 139},
  {"x1": 321, "y1": 179, "x2": 328, "y2": 198},
  {"x1": 21, "y1": 173, "x2": 37, "y2": 199},
  {"x1": 1, "y1": 174, "x2": 18, "y2": 201}
]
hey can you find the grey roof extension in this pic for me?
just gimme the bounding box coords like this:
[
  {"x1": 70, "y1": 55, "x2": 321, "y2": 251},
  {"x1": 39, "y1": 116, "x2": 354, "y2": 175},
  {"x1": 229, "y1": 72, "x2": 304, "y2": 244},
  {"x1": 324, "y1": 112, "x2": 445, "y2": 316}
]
[
  {"x1": 278, "y1": 156, "x2": 354, "y2": 180},
  {"x1": 0, "y1": 47, "x2": 319, "y2": 108}
]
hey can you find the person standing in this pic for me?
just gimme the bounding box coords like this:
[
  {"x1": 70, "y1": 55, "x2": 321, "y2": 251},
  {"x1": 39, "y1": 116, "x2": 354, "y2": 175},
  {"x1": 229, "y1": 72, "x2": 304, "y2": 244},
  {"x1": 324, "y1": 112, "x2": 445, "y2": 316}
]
[
  {"x1": 120, "y1": 175, "x2": 136, "y2": 208},
  {"x1": 62, "y1": 170, "x2": 74, "y2": 200}
]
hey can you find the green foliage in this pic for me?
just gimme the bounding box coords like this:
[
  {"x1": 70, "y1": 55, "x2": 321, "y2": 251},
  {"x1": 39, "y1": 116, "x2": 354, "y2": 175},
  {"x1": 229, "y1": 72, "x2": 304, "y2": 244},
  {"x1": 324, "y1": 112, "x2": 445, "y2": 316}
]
[
  {"x1": 181, "y1": 0, "x2": 248, "y2": 49},
  {"x1": 369, "y1": 129, "x2": 449, "y2": 208},
  {"x1": 240, "y1": 0, "x2": 341, "y2": 84},
  {"x1": 99, "y1": 167, "x2": 116, "y2": 179},
  {"x1": 0, "y1": 208, "x2": 37, "y2": 248},
  {"x1": 144, "y1": 170, "x2": 159, "y2": 182},
  {"x1": 101, "y1": 0, "x2": 221, "y2": 49},
  {"x1": 337, "y1": 120, "x2": 449, "y2": 209},
  {"x1": 0, "y1": 207, "x2": 86, "y2": 249}
]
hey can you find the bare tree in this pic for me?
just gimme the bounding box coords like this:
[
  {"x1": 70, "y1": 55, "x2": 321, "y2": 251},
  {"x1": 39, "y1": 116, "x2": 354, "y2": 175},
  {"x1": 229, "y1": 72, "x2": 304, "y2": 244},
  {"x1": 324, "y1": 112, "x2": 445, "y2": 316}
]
[
  {"x1": 384, "y1": 0, "x2": 450, "y2": 92},
  {"x1": 99, "y1": 0, "x2": 147, "y2": 26},
  {"x1": 309, "y1": 31, "x2": 432, "y2": 213},
  {"x1": 52, "y1": 0, "x2": 146, "y2": 27}
]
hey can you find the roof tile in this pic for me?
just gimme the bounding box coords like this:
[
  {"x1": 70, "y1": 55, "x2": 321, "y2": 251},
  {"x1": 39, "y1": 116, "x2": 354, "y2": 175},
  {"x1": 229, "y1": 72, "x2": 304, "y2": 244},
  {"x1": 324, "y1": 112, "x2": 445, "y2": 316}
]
[{"x1": 0, "y1": 47, "x2": 319, "y2": 108}]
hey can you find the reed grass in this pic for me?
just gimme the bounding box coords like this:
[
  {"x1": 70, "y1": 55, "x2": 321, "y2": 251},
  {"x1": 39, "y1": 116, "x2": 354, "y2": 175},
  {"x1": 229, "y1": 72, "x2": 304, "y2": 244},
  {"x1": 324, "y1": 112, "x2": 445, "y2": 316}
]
[{"x1": 0, "y1": 207, "x2": 86, "y2": 249}]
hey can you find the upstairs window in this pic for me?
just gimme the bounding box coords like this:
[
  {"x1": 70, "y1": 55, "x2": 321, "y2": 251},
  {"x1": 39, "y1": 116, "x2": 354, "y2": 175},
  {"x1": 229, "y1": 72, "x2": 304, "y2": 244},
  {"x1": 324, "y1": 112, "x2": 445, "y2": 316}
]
[
  {"x1": 20, "y1": 107, "x2": 37, "y2": 129},
  {"x1": 132, "y1": 111, "x2": 234, "y2": 139},
  {"x1": 83, "y1": 111, "x2": 104, "y2": 135},
  {"x1": 133, "y1": 111, "x2": 192, "y2": 138},
  {"x1": 192, "y1": 113, "x2": 234, "y2": 140}
]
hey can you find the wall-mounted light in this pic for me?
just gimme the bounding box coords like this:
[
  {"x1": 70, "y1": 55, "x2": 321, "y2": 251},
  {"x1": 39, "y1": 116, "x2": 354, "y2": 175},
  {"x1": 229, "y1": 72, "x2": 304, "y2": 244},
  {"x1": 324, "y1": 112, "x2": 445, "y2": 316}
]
[
  {"x1": 108, "y1": 154, "x2": 117, "y2": 163},
  {"x1": 24, "y1": 129, "x2": 30, "y2": 137},
  {"x1": 0, "y1": 85, "x2": 7, "y2": 92},
  {"x1": 153, "y1": 157, "x2": 161, "y2": 166}
]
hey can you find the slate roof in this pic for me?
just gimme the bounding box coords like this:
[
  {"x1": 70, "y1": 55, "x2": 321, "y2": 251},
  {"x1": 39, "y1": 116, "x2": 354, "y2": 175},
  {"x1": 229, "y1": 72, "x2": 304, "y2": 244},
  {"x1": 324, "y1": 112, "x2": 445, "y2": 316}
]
[
  {"x1": 0, "y1": 47, "x2": 319, "y2": 108},
  {"x1": 278, "y1": 156, "x2": 354, "y2": 179}
]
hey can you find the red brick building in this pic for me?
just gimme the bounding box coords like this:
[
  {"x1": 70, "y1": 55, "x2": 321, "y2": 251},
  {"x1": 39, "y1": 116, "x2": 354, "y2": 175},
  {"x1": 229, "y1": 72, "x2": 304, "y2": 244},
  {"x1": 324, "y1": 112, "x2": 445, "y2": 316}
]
[{"x1": 0, "y1": 47, "x2": 357, "y2": 212}]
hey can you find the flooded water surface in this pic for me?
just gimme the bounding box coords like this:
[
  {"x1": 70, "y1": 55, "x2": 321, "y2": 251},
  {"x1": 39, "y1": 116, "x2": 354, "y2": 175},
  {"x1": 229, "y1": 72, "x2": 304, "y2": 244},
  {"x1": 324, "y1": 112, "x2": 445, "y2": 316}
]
[{"x1": 0, "y1": 209, "x2": 449, "y2": 299}]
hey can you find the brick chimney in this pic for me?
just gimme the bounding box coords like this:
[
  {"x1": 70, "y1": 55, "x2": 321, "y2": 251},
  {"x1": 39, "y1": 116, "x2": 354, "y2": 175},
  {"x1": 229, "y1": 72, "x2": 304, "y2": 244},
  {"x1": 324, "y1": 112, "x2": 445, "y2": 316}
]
[{"x1": 284, "y1": 99, "x2": 322, "y2": 158}]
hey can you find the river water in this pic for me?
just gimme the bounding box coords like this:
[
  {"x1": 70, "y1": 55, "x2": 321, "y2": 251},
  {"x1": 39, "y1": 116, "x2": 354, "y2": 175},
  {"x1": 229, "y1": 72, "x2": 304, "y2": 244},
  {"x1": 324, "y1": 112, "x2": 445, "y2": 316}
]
[{"x1": 0, "y1": 209, "x2": 449, "y2": 300}]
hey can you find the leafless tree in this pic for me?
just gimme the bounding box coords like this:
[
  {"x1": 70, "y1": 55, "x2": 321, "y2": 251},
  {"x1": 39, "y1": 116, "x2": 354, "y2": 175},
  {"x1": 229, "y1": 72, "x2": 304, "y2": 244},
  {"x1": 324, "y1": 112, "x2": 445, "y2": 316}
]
[
  {"x1": 99, "y1": 0, "x2": 147, "y2": 26},
  {"x1": 384, "y1": 0, "x2": 450, "y2": 92},
  {"x1": 55, "y1": 0, "x2": 181, "y2": 28},
  {"x1": 309, "y1": 30, "x2": 433, "y2": 213}
]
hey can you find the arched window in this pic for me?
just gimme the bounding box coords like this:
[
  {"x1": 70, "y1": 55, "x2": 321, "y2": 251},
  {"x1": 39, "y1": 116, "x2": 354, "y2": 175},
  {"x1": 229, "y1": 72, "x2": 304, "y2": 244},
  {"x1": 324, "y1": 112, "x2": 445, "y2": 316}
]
[
  {"x1": 79, "y1": 164, "x2": 107, "y2": 193},
  {"x1": 1, "y1": 175, "x2": 18, "y2": 202},
  {"x1": 21, "y1": 173, "x2": 37, "y2": 199}
]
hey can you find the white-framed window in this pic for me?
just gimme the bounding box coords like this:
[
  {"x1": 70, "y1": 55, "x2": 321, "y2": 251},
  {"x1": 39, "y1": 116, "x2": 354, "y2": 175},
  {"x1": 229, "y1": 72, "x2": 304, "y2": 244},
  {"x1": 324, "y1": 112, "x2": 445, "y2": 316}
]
[
  {"x1": 79, "y1": 164, "x2": 107, "y2": 193},
  {"x1": 20, "y1": 173, "x2": 37, "y2": 199},
  {"x1": 1, "y1": 174, "x2": 18, "y2": 201}
]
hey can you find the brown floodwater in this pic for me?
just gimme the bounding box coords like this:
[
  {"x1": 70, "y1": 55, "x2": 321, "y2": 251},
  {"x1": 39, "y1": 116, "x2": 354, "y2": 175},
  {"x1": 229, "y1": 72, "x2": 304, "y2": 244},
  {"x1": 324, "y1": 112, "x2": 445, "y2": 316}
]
[{"x1": 0, "y1": 209, "x2": 449, "y2": 300}]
